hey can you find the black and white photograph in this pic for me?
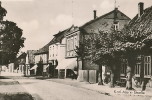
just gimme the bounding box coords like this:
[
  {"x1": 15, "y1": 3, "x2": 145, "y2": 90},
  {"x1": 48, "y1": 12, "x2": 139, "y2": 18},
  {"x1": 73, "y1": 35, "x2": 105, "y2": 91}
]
[{"x1": 0, "y1": 0, "x2": 152, "y2": 100}]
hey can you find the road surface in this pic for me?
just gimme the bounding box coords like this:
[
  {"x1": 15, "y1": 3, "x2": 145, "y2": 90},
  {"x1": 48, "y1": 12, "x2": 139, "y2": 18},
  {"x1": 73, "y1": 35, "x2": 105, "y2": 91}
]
[
  {"x1": 14, "y1": 78, "x2": 150, "y2": 100},
  {"x1": 0, "y1": 72, "x2": 151, "y2": 100}
]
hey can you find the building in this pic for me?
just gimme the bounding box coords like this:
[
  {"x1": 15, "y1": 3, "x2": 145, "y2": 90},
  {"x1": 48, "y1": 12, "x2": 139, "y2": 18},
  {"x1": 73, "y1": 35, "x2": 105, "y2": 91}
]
[
  {"x1": 65, "y1": 8, "x2": 130, "y2": 82},
  {"x1": 120, "y1": 2, "x2": 152, "y2": 87},
  {"x1": 14, "y1": 52, "x2": 27, "y2": 74},
  {"x1": 34, "y1": 44, "x2": 50, "y2": 76},
  {"x1": 26, "y1": 50, "x2": 37, "y2": 75},
  {"x1": 48, "y1": 30, "x2": 67, "y2": 78}
]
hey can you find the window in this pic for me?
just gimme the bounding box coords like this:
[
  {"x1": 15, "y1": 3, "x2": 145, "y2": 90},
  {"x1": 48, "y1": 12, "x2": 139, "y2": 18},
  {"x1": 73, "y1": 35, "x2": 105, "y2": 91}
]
[
  {"x1": 74, "y1": 36, "x2": 77, "y2": 49},
  {"x1": 113, "y1": 21, "x2": 119, "y2": 30},
  {"x1": 135, "y1": 56, "x2": 141, "y2": 77},
  {"x1": 135, "y1": 63, "x2": 141, "y2": 76},
  {"x1": 144, "y1": 56, "x2": 151, "y2": 76},
  {"x1": 120, "y1": 63, "x2": 127, "y2": 76},
  {"x1": 67, "y1": 39, "x2": 70, "y2": 51},
  {"x1": 71, "y1": 37, "x2": 74, "y2": 50},
  {"x1": 56, "y1": 46, "x2": 58, "y2": 56},
  {"x1": 120, "y1": 58, "x2": 127, "y2": 76}
]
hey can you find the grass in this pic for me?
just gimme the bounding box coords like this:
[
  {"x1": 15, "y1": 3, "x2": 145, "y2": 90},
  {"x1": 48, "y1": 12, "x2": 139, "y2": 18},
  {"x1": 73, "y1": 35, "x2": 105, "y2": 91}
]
[{"x1": 0, "y1": 92, "x2": 34, "y2": 100}]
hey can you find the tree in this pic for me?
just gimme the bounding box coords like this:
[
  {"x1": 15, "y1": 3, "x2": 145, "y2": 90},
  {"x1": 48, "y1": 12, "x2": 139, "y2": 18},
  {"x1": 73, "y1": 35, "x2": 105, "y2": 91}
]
[
  {"x1": 0, "y1": 2, "x2": 25, "y2": 64},
  {"x1": 80, "y1": 28, "x2": 122, "y2": 87},
  {"x1": 0, "y1": 1, "x2": 7, "y2": 21}
]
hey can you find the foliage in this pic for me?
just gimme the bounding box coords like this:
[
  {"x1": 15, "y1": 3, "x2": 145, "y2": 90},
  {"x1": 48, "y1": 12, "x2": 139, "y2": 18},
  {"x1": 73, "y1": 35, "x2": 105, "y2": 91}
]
[
  {"x1": 83, "y1": 30, "x2": 122, "y2": 67},
  {"x1": 0, "y1": 2, "x2": 7, "y2": 21},
  {"x1": 0, "y1": 2, "x2": 25, "y2": 64}
]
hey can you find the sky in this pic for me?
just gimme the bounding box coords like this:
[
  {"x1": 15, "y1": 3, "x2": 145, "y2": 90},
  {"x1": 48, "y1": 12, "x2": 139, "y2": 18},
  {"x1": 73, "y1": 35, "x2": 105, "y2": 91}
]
[{"x1": 1, "y1": 0, "x2": 152, "y2": 52}]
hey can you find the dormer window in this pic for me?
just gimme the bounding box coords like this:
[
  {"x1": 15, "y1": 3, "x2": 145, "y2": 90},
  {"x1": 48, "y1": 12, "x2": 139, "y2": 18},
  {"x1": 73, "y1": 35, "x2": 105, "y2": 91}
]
[{"x1": 113, "y1": 21, "x2": 119, "y2": 30}]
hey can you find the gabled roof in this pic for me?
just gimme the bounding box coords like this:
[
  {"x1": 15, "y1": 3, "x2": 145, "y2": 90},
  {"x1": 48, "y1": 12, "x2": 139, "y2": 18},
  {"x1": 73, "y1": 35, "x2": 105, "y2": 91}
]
[
  {"x1": 81, "y1": 8, "x2": 131, "y2": 28},
  {"x1": 35, "y1": 29, "x2": 69, "y2": 55},
  {"x1": 65, "y1": 25, "x2": 79, "y2": 36},
  {"x1": 15, "y1": 52, "x2": 27, "y2": 64},
  {"x1": 127, "y1": 6, "x2": 152, "y2": 34},
  {"x1": 17, "y1": 52, "x2": 26, "y2": 59}
]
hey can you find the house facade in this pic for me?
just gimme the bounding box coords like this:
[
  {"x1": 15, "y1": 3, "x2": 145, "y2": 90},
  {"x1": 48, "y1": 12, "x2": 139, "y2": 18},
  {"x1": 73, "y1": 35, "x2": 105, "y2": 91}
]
[
  {"x1": 34, "y1": 45, "x2": 49, "y2": 76},
  {"x1": 120, "y1": 2, "x2": 152, "y2": 87},
  {"x1": 65, "y1": 8, "x2": 130, "y2": 82},
  {"x1": 53, "y1": 26, "x2": 79, "y2": 79},
  {"x1": 48, "y1": 30, "x2": 67, "y2": 78},
  {"x1": 14, "y1": 52, "x2": 27, "y2": 74},
  {"x1": 26, "y1": 50, "x2": 37, "y2": 75}
]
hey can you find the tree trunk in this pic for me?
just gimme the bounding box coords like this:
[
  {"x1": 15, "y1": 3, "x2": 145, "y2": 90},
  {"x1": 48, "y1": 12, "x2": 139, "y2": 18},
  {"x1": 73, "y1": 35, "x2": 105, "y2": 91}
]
[
  {"x1": 110, "y1": 70, "x2": 115, "y2": 88},
  {"x1": 98, "y1": 65, "x2": 103, "y2": 85},
  {"x1": 126, "y1": 66, "x2": 132, "y2": 90},
  {"x1": 126, "y1": 55, "x2": 136, "y2": 90},
  {"x1": 141, "y1": 78, "x2": 149, "y2": 91}
]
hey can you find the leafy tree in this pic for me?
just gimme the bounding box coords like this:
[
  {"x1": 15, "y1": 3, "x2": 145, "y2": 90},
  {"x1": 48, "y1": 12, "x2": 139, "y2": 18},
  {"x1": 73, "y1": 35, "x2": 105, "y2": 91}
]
[
  {"x1": 80, "y1": 28, "x2": 122, "y2": 87},
  {"x1": 0, "y1": 1, "x2": 7, "y2": 21},
  {"x1": 0, "y1": 2, "x2": 25, "y2": 64}
]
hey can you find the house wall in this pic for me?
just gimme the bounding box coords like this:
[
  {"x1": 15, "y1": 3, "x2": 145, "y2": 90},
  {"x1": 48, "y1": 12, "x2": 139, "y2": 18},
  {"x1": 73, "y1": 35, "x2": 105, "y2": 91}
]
[
  {"x1": 26, "y1": 50, "x2": 36, "y2": 64},
  {"x1": 66, "y1": 29, "x2": 80, "y2": 58},
  {"x1": 83, "y1": 18, "x2": 129, "y2": 34},
  {"x1": 49, "y1": 44, "x2": 66, "y2": 62},
  {"x1": 35, "y1": 53, "x2": 47, "y2": 64},
  {"x1": 81, "y1": 13, "x2": 130, "y2": 71},
  {"x1": 49, "y1": 37, "x2": 66, "y2": 62}
]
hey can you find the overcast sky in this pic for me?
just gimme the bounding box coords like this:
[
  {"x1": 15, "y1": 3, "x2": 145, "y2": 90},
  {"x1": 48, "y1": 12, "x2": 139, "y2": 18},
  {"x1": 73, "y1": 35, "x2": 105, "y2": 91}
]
[{"x1": 1, "y1": 0, "x2": 152, "y2": 52}]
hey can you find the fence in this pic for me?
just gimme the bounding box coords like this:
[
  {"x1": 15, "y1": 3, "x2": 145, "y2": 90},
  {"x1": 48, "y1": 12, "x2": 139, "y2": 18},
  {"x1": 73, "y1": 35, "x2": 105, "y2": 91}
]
[{"x1": 77, "y1": 70, "x2": 98, "y2": 84}]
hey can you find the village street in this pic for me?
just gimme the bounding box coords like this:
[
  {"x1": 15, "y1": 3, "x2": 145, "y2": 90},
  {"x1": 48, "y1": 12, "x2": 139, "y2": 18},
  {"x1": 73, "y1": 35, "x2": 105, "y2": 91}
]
[{"x1": 0, "y1": 72, "x2": 151, "y2": 100}]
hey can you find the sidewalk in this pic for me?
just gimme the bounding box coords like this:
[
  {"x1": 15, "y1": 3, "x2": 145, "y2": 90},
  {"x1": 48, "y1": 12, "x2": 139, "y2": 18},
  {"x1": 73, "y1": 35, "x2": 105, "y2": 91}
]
[
  {"x1": 46, "y1": 78, "x2": 152, "y2": 97},
  {"x1": 0, "y1": 71, "x2": 24, "y2": 77}
]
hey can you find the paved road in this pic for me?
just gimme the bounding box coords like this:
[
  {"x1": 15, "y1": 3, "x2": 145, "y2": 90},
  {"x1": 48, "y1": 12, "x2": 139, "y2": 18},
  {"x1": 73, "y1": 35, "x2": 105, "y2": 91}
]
[
  {"x1": 13, "y1": 78, "x2": 150, "y2": 100},
  {"x1": 15, "y1": 79, "x2": 111, "y2": 100},
  {"x1": 0, "y1": 72, "x2": 151, "y2": 100}
]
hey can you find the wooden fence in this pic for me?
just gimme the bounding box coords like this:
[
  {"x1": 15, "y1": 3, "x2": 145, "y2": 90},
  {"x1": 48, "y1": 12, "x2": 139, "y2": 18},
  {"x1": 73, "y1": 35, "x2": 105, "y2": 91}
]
[{"x1": 78, "y1": 70, "x2": 98, "y2": 84}]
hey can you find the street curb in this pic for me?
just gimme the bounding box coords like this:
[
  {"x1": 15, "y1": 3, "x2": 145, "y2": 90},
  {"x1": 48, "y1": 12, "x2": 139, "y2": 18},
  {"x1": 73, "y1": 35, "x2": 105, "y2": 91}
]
[{"x1": 46, "y1": 79, "x2": 152, "y2": 97}]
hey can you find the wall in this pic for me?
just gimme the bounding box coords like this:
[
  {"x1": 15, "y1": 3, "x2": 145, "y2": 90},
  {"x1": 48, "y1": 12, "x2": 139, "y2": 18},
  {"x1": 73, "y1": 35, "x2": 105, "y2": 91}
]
[
  {"x1": 81, "y1": 11, "x2": 130, "y2": 71},
  {"x1": 35, "y1": 53, "x2": 47, "y2": 64},
  {"x1": 83, "y1": 18, "x2": 129, "y2": 34},
  {"x1": 26, "y1": 50, "x2": 36, "y2": 64},
  {"x1": 49, "y1": 43, "x2": 66, "y2": 62},
  {"x1": 66, "y1": 30, "x2": 80, "y2": 58}
]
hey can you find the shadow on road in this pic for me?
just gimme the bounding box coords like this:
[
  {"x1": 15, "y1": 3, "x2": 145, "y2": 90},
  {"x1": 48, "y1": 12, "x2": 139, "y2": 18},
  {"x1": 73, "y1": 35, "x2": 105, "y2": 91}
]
[
  {"x1": 0, "y1": 76, "x2": 10, "y2": 79},
  {"x1": 0, "y1": 80, "x2": 19, "y2": 85},
  {"x1": 19, "y1": 82, "x2": 36, "y2": 85}
]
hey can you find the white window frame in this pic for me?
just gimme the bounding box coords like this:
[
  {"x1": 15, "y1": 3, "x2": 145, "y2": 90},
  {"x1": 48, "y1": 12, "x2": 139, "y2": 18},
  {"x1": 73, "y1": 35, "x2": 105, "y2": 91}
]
[
  {"x1": 120, "y1": 58, "x2": 127, "y2": 76},
  {"x1": 135, "y1": 63, "x2": 141, "y2": 77},
  {"x1": 144, "y1": 56, "x2": 151, "y2": 78},
  {"x1": 134, "y1": 55, "x2": 141, "y2": 77},
  {"x1": 114, "y1": 22, "x2": 119, "y2": 30}
]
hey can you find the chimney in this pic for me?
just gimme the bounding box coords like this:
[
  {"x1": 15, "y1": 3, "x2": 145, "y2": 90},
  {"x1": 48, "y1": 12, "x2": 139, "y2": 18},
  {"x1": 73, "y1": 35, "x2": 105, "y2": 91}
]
[
  {"x1": 138, "y1": 2, "x2": 144, "y2": 18},
  {"x1": 93, "y1": 10, "x2": 97, "y2": 19}
]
